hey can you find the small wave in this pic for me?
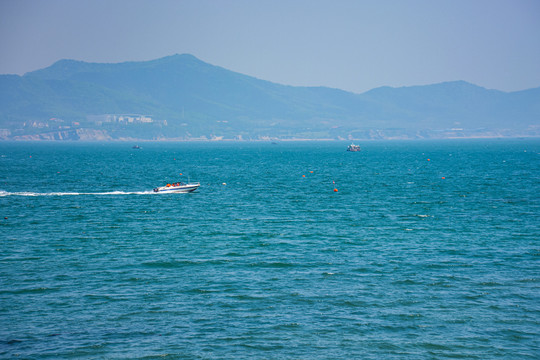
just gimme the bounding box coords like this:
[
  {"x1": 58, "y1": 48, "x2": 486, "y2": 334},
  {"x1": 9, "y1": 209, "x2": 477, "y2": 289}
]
[
  {"x1": 249, "y1": 261, "x2": 296, "y2": 268},
  {"x1": 0, "y1": 287, "x2": 57, "y2": 295},
  {"x1": 0, "y1": 190, "x2": 155, "y2": 197}
]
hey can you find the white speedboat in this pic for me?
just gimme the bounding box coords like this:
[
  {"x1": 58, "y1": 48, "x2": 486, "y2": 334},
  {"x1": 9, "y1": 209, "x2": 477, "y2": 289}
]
[{"x1": 153, "y1": 182, "x2": 200, "y2": 193}]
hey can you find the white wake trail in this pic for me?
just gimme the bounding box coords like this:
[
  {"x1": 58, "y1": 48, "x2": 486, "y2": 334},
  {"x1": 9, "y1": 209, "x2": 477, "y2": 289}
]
[{"x1": 0, "y1": 190, "x2": 156, "y2": 197}]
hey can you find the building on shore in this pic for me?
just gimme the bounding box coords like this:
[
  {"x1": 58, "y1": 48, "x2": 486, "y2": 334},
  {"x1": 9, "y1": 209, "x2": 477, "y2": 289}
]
[{"x1": 87, "y1": 114, "x2": 154, "y2": 125}]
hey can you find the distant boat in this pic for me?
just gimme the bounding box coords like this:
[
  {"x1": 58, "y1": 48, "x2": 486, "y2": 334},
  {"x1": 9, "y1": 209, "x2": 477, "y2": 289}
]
[
  {"x1": 153, "y1": 182, "x2": 200, "y2": 193},
  {"x1": 346, "y1": 143, "x2": 361, "y2": 152},
  {"x1": 132, "y1": 145, "x2": 141, "y2": 149}
]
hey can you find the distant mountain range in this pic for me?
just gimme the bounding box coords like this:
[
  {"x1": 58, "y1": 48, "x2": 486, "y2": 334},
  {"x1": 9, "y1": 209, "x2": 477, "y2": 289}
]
[{"x1": 1, "y1": 54, "x2": 539, "y2": 140}]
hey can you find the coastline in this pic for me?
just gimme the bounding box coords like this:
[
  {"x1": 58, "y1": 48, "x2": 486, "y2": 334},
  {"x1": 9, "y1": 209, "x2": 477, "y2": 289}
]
[{"x1": 1, "y1": 134, "x2": 539, "y2": 142}]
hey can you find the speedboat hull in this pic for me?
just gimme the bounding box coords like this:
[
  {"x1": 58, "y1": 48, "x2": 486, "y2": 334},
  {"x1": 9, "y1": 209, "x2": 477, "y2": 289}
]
[{"x1": 153, "y1": 183, "x2": 200, "y2": 193}]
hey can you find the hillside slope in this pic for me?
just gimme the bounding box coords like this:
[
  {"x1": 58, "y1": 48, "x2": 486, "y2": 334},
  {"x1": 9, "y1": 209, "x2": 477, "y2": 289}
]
[{"x1": 1, "y1": 54, "x2": 538, "y2": 139}]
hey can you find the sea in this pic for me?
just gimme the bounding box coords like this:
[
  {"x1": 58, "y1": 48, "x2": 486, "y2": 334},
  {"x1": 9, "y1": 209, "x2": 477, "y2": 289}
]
[{"x1": 0, "y1": 139, "x2": 538, "y2": 359}]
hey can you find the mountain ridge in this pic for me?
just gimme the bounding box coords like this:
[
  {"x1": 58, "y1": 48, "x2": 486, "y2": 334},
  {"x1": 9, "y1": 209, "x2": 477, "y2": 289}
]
[{"x1": 1, "y1": 54, "x2": 539, "y2": 140}]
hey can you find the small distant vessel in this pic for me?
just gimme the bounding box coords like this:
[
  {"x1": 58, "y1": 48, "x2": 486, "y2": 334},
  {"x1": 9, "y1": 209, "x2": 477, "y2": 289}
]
[
  {"x1": 153, "y1": 182, "x2": 200, "y2": 193},
  {"x1": 346, "y1": 143, "x2": 361, "y2": 152},
  {"x1": 132, "y1": 145, "x2": 141, "y2": 149}
]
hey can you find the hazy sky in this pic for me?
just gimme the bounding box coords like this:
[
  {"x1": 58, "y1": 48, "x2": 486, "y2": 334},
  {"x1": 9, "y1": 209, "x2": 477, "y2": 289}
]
[{"x1": 1, "y1": 0, "x2": 539, "y2": 93}]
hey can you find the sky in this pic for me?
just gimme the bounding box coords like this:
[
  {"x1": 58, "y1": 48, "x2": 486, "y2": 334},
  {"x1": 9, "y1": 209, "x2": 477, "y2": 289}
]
[{"x1": 1, "y1": 0, "x2": 539, "y2": 94}]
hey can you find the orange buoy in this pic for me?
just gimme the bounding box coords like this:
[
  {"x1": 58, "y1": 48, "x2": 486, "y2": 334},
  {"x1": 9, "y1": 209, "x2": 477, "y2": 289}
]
[
  {"x1": 442, "y1": 177, "x2": 445, "y2": 179},
  {"x1": 427, "y1": 158, "x2": 430, "y2": 161},
  {"x1": 333, "y1": 188, "x2": 338, "y2": 192},
  {"x1": 310, "y1": 171, "x2": 314, "y2": 173},
  {"x1": 302, "y1": 175, "x2": 306, "y2": 177}
]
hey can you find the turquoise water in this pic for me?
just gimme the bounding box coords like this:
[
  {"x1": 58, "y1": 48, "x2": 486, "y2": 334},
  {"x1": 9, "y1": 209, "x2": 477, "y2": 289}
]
[{"x1": 1, "y1": 140, "x2": 539, "y2": 359}]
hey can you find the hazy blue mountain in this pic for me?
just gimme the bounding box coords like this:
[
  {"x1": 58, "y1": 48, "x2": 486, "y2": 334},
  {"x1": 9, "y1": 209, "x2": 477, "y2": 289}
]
[
  {"x1": 360, "y1": 81, "x2": 532, "y2": 129},
  {"x1": 1, "y1": 54, "x2": 538, "y2": 140}
]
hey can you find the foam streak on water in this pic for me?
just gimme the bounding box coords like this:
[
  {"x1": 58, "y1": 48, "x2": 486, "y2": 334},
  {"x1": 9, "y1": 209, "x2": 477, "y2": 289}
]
[
  {"x1": 0, "y1": 191, "x2": 156, "y2": 196},
  {"x1": 0, "y1": 140, "x2": 539, "y2": 359}
]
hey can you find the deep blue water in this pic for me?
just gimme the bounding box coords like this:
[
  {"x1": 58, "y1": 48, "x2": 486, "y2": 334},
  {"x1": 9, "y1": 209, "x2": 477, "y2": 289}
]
[{"x1": 1, "y1": 140, "x2": 539, "y2": 359}]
